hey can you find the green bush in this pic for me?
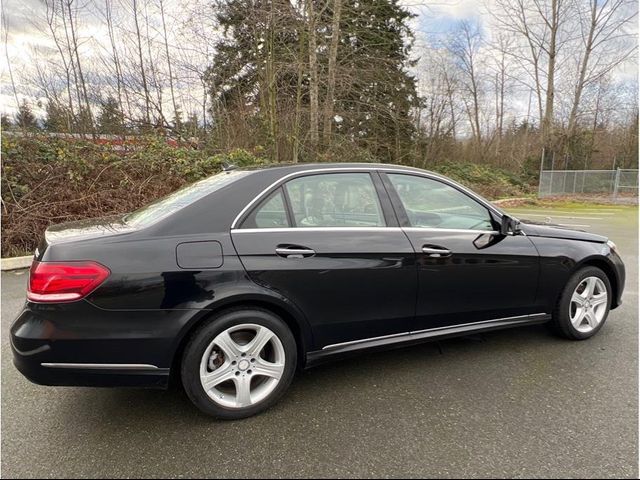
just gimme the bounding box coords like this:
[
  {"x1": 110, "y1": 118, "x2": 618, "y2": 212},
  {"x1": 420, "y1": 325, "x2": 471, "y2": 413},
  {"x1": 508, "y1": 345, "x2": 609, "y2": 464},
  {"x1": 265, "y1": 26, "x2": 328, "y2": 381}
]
[
  {"x1": 431, "y1": 161, "x2": 533, "y2": 199},
  {"x1": 1, "y1": 136, "x2": 534, "y2": 256},
  {"x1": 0, "y1": 135, "x2": 264, "y2": 256}
]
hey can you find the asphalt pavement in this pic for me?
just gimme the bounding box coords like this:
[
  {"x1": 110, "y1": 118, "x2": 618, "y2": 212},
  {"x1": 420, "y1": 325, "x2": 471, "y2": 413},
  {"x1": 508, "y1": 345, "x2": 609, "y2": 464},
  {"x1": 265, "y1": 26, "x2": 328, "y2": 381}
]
[{"x1": 2, "y1": 204, "x2": 638, "y2": 478}]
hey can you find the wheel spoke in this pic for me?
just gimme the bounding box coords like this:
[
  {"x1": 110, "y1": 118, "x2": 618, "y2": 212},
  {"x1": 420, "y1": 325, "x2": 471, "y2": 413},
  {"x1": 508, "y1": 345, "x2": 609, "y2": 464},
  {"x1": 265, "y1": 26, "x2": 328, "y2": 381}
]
[
  {"x1": 233, "y1": 375, "x2": 252, "y2": 407},
  {"x1": 591, "y1": 293, "x2": 607, "y2": 307},
  {"x1": 584, "y1": 277, "x2": 597, "y2": 298},
  {"x1": 244, "y1": 326, "x2": 274, "y2": 357},
  {"x1": 572, "y1": 307, "x2": 587, "y2": 327},
  {"x1": 252, "y1": 358, "x2": 284, "y2": 380},
  {"x1": 214, "y1": 331, "x2": 242, "y2": 358},
  {"x1": 585, "y1": 309, "x2": 599, "y2": 328},
  {"x1": 201, "y1": 363, "x2": 235, "y2": 391},
  {"x1": 572, "y1": 292, "x2": 586, "y2": 306}
]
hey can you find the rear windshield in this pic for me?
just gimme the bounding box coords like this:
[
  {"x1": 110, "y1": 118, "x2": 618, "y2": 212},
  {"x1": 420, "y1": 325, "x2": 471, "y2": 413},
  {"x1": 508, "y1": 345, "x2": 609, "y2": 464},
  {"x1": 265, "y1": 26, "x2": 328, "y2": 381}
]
[{"x1": 124, "y1": 170, "x2": 251, "y2": 228}]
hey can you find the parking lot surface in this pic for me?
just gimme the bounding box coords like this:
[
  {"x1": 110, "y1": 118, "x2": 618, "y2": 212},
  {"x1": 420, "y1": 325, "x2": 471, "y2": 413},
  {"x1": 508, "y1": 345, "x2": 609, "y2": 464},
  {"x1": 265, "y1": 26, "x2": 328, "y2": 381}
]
[{"x1": 2, "y1": 204, "x2": 638, "y2": 478}]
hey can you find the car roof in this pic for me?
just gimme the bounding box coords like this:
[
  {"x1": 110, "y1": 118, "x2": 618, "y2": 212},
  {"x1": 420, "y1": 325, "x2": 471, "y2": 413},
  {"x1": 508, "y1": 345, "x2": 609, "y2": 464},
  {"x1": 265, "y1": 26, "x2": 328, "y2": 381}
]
[{"x1": 239, "y1": 162, "x2": 436, "y2": 175}]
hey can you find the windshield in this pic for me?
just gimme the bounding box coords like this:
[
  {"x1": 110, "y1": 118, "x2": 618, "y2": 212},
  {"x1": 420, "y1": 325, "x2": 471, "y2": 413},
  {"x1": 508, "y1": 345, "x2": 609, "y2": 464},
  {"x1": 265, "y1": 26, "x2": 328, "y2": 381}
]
[{"x1": 124, "y1": 170, "x2": 251, "y2": 228}]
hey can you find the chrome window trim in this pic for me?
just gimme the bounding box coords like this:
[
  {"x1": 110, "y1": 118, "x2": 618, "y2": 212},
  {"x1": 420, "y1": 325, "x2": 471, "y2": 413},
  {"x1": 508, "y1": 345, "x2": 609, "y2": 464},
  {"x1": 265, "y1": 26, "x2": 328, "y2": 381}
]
[
  {"x1": 231, "y1": 226, "x2": 500, "y2": 235},
  {"x1": 231, "y1": 226, "x2": 404, "y2": 234},
  {"x1": 402, "y1": 227, "x2": 500, "y2": 235},
  {"x1": 231, "y1": 167, "x2": 505, "y2": 230},
  {"x1": 41, "y1": 363, "x2": 161, "y2": 371},
  {"x1": 321, "y1": 313, "x2": 548, "y2": 351}
]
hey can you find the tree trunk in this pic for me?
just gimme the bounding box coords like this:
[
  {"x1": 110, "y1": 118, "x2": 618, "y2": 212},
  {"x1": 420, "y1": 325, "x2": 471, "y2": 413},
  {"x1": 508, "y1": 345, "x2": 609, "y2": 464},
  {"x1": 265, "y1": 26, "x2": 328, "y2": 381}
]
[
  {"x1": 292, "y1": 15, "x2": 306, "y2": 163},
  {"x1": 567, "y1": 0, "x2": 596, "y2": 136},
  {"x1": 322, "y1": 0, "x2": 342, "y2": 148},
  {"x1": 542, "y1": 0, "x2": 561, "y2": 149},
  {"x1": 132, "y1": 0, "x2": 151, "y2": 126},
  {"x1": 159, "y1": 0, "x2": 179, "y2": 133},
  {"x1": 306, "y1": 0, "x2": 319, "y2": 154},
  {"x1": 65, "y1": 0, "x2": 94, "y2": 136}
]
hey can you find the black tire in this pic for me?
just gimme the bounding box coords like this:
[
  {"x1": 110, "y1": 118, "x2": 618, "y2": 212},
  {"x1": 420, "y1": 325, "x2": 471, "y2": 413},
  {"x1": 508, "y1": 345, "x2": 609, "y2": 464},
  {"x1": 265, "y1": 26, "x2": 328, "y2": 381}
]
[
  {"x1": 550, "y1": 266, "x2": 612, "y2": 340},
  {"x1": 181, "y1": 308, "x2": 297, "y2": 420}
]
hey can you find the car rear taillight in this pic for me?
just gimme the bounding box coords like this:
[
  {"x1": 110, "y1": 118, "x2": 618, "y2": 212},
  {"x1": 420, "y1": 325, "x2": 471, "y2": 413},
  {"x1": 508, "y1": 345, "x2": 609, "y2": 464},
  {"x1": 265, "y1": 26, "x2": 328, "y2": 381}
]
[{"x1": 27, "y1": 261, "x2": 111, "y2": 303}]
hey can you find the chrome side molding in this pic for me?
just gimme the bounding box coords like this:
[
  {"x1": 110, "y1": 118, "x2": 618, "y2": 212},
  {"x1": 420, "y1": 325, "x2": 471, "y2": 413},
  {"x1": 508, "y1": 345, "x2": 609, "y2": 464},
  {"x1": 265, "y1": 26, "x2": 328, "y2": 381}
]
[
  {"x1": 322, "y1": 313, "x2": 550, "y2": 351},
  {"x1": 41, "y1": 363, "x2": 161, "y2": 371}
]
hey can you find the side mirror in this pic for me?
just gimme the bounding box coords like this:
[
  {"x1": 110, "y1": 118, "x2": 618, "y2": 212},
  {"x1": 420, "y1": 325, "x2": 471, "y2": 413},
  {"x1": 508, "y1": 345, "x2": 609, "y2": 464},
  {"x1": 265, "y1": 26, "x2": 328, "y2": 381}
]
[{"x1": 500, "y1": 215, "x2": 521, "y2": 236}]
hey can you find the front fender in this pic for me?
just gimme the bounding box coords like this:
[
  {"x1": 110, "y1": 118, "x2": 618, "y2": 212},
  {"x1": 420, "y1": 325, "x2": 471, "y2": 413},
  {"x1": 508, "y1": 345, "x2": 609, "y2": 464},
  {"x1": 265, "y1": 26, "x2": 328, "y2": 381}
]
[{"x1": 529, "y1": 236, "x2": 625, "y2": 310}]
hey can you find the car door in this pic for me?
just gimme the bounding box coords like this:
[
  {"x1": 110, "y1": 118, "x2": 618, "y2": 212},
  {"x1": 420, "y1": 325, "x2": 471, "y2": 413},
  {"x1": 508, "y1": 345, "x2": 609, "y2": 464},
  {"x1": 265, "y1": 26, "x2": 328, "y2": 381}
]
[
  {"x1": 381, "y1": 172, "x2": 541, "y2": 332},
  {"x1": 231, "y1": 171, "x2": 417, "y2": 350}
]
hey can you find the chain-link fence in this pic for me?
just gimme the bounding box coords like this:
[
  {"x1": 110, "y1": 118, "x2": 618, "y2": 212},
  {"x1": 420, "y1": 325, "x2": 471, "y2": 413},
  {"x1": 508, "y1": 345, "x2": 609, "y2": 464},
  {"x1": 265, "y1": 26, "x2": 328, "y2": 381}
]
[{"x1": 538, "y1": 168, "x2": 639, "y2": 203}]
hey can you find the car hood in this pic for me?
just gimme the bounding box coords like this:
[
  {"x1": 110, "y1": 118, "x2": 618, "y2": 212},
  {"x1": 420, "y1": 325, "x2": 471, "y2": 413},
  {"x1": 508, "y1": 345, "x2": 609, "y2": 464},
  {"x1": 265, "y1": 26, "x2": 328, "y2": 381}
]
[
  {"x1": 519, "y1": 219, "x2": 607, "y2": 243},
  {"x1": 44, "y1": 215, "x2": 136, "y2": 245}
]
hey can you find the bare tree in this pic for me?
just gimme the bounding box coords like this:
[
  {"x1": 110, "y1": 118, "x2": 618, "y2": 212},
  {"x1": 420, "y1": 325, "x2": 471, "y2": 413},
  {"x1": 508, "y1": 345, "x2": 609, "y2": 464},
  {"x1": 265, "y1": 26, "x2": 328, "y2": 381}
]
[
  {"x1": 132, "y1": 0, "x2": 151, "y2": 125},
  {"x1": 449, "y1": 20, "x2": 484, "y2": 143},
  {"x1": 322, "y1": 0, "x2": 342, "y2": 146},
  {"x1": 306, "y1": 0, "x2": 320, "y2": 152},
  {"x1": 567, "y1": 0, "x2": 637, "y2": 135}
]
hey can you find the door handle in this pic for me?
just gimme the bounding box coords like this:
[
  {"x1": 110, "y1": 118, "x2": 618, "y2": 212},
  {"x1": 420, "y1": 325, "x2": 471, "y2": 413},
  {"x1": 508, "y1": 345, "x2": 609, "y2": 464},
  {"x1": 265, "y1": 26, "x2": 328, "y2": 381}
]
[
  {"x1": 275, "y1": 247, "x2": 316, "y2": 258},
  {"x1": 422, "y1": 246, "x2": 452, "y2": 258}
]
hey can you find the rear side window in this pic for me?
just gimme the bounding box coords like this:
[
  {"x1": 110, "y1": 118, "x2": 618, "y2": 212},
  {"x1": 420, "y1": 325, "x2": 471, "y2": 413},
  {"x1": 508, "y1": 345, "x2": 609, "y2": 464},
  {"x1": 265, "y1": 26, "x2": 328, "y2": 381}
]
[
  {"x1": 284, "y1": 173, "x2": 385, "y2": 227},
  {"x1": 240, "y1": 188, "x2": 290, "y2": 229},
  {"x1": 125, "y1": 170, "x2": 251, "y2": 227}
]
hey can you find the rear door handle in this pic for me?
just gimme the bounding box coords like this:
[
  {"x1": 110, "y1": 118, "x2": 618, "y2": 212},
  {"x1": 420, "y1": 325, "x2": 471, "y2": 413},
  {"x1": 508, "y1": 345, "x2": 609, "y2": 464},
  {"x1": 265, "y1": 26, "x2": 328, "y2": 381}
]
[
  {"x1": 422, "y1": 246, "x2": 452, "y2": 258},
  {"x1": 275, "y1": 247, "x2": 316, "y2": 258}
]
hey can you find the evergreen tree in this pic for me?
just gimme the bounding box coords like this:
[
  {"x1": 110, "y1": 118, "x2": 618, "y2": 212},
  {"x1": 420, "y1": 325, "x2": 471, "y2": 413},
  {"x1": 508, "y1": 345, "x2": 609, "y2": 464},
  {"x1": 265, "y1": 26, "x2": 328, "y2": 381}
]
[
  {"x1": 74, "y1": 106, "x2": 95, "y2": 134},
  {"x1": 1, "y1": 113, "x2": 12, "y2": 131},
  {"x1": 43, "y1": 101, "x2": 72, "y2": 133},
  {"x1": 97, "y1": 97, "x2": 125, "y2": 135},
  {"x1": 205, "y1": 0, "x2": 418, "y2": 163},
  {"x1": 330, "y1": 0, "x2": 418, "y2": 162},
  {"x1": 15, "y1": 101, "x2": 39, "y2": 131},
  {"x1": 182, "y1": 113, "x2": 201, "y2": 138}
]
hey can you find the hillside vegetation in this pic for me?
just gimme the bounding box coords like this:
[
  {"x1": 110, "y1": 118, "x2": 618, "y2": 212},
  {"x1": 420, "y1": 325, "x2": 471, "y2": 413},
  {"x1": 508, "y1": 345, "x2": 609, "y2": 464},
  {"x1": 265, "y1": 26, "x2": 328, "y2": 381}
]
[{"x1": 1, "y1": 135, "x2": 533, "y2": 256}]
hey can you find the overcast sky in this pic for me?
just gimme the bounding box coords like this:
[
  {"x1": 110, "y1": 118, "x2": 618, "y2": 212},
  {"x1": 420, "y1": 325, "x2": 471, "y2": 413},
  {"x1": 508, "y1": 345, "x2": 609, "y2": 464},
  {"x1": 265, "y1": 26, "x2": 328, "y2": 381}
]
[{"x1": 1, "y1": 0, "x2": 637, "y2": 122}]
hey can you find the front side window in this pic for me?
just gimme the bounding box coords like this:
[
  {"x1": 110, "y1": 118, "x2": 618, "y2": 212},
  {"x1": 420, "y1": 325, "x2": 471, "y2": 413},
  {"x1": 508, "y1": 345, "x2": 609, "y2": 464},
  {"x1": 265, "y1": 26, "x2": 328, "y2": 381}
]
[
  {"x1": 388, "y1": 174, "x2": 493, "y2": 231},
  {"x1": 284, "y1": 173, "x2": 385, "y2": 227}
]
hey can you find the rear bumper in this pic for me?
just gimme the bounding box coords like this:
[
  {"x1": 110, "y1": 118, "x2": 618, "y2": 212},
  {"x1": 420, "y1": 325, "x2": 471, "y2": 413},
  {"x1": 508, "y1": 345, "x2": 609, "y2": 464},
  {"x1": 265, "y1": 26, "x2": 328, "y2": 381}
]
[{"x1": 10, "y1": 302, "x2": 174, "y2": 389}]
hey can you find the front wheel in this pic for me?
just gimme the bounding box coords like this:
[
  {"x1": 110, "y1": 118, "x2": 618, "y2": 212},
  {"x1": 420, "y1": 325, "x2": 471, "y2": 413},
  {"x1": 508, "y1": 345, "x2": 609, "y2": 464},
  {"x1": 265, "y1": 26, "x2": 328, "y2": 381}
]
[
  {"x1": 181, "y1": 308, "x2": 297, "y2": 419},
  {"x1": 551, "y1": 266, "x2": 612, "y2": 340}
]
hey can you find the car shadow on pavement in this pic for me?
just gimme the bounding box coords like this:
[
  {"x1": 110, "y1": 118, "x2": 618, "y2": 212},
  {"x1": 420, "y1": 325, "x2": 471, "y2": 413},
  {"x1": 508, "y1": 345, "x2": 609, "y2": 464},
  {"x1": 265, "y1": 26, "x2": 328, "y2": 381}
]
[{"x1": 49, "y1": 323, "x2": 555, "y2": 426}]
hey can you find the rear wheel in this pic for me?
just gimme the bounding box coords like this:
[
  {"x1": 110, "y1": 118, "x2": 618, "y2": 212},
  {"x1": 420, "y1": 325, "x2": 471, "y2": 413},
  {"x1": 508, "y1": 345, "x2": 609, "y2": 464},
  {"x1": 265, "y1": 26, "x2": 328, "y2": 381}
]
[
  {"x1": 181, "y1": 308, "x2": 297, "y2": 419},
  {"x1": 551, "y1": 266, "x2": 612, "y2": 340}
]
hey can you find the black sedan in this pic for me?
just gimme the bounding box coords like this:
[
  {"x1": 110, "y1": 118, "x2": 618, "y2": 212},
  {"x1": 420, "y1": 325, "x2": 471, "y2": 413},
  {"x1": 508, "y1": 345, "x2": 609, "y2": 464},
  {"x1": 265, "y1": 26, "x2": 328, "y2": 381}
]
[{"x1": 11, "y1": 163, "x2": 625, "y2": 419}]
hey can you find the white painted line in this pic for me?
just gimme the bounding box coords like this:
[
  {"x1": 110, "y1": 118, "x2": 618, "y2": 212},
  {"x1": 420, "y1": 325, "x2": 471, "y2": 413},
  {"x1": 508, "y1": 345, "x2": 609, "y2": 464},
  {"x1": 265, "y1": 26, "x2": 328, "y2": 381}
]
[
  {"x1": 558, "y1": 224, "x2": 591, "y2": 228},
  {"x1": 1, "y1": 256, "x2": 32, "y2": 271},
  {"x1": 512, "y1": 213, "x2": 602, "y2": 220},
  {"x1": 509, "y1": 209, "x2": 615, "y2": 216}
]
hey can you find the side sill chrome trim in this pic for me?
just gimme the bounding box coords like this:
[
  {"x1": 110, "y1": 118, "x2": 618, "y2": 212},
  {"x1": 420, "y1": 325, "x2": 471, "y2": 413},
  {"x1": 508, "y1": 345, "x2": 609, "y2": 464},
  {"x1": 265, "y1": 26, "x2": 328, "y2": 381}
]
[
  {"x1": 231, "y1": 167, "x2": 505, "y2": 229},
  {"x1": 321, "y1": 313, "x2": 549, "y2": 351},
  {"x1": 41, "y1": 363, "x2": 161, "y2": 371}
]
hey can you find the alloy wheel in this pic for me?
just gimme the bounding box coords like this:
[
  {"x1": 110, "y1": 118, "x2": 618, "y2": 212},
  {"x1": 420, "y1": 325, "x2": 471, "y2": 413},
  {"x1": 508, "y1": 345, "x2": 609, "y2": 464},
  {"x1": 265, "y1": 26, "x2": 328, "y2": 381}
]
[
  {"x1": 199, "y1": 323, "x2": 286, "y2": 409},
  {"x1": 569, "y1": 276, "x2": 608, "y2": 333}
]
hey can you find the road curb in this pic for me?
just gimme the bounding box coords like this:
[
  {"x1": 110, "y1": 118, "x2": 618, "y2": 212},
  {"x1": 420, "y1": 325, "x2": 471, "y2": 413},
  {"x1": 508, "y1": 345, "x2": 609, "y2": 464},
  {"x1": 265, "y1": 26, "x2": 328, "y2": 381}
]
[{"x1": 1, "y1": 256, "x2": 32, "y2": 271}]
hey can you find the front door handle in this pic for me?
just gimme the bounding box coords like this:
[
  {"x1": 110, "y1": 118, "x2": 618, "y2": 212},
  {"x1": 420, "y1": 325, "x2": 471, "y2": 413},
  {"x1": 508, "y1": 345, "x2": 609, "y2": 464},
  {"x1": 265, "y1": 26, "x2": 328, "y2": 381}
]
[
  {"x1": 275, "y1": 247, "x2": 316, "y2": 258},
  {"x1": 422, "y1": 246, "x2": 452, "y2": 258}
]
